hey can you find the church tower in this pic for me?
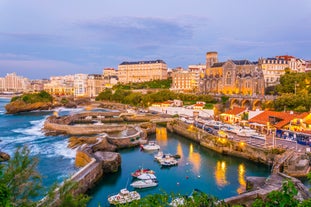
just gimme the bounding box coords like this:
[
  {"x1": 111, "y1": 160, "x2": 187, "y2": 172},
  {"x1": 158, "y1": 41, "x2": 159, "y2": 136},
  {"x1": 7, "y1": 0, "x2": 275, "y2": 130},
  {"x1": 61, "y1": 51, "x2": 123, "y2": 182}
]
[{"x1": 206, "y1": 51, "x2": 218, "y2": 69}]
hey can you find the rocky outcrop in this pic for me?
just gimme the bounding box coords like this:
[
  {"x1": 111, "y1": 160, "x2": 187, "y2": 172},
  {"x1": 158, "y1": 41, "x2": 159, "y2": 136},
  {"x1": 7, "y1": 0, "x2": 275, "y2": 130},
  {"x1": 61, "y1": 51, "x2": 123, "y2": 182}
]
[
  {"x1": 75, "y1": 150, "x2": 93, "y2": 167},
  {"x1": 94, "y1": 151, "x2": 121, "y2": 173},
  {"x1": 68, "y1": 136, "x2": 117, "y2": 152},
  {"x1": 0, "y1": 151, "x2": 10, "y2": 162},
  {"x1": 5, "y1": 100, "x2": 53, "y2": 114}
]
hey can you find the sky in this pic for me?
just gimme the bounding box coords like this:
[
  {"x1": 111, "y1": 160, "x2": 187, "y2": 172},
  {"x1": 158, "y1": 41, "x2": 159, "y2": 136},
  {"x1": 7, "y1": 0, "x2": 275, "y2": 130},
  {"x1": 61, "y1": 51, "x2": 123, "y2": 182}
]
[{"x1": 0, "y1": 0, "x2": 311, "y2": 79}]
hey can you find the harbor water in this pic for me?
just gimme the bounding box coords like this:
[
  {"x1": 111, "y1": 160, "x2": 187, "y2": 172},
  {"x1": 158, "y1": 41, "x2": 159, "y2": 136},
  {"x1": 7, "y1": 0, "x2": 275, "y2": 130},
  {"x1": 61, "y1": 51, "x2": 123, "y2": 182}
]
[{"x1": 0, "y1": 98, "x2": 272, "y2": 206}]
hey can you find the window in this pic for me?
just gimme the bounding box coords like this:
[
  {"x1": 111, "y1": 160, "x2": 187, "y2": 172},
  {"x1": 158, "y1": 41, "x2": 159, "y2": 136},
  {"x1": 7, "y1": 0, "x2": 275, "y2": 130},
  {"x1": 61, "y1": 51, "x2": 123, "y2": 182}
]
[{"x1": 226, "y1": 71, "x2": 232, "y2": 85}]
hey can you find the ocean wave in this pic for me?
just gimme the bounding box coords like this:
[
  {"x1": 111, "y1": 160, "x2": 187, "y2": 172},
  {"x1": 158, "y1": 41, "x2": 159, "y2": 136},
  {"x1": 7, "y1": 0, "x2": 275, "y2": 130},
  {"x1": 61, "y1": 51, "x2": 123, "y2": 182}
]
[
  {"x1": 52, "y1": 140, "x2": 76, "y2": 159},
  {"x1": 12, "y1": 116, "x2": 47, "y2": 136}
]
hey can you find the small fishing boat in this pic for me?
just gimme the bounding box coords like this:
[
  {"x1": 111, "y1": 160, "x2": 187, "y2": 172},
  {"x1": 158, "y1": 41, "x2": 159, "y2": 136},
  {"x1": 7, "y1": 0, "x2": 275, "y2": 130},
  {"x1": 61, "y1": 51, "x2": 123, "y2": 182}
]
[
  {"x1": 140, "y1": 141, "x2": 160, "y2": 151},
  {"x1": 131, "y1": 168, "x2": 155, "y2": 178},
  {"x1": 137, "y1": 173, "x2": 157, "y2": 180},
  {"x1": 130, "y1": 179, "x2": 158, "y2": 189},
  {"x1": 108, "y1": 188, "x2": 140, "y2": 205}
]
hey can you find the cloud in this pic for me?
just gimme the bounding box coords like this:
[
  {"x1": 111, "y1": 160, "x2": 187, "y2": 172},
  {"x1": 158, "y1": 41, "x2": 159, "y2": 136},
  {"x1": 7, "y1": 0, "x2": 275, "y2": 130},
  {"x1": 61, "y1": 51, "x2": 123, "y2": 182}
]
[
  {"x1": 0, "y1": 57, "x2": 96, "y2": 79},
  {"x1": 76, "y1": 16, "x2": 193, "y2": 45}
]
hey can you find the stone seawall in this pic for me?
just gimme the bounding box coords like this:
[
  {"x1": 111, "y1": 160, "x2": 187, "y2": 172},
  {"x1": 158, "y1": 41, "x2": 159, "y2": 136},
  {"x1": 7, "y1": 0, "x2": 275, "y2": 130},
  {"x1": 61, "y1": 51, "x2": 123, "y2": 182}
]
[
  {"x1": 168, "y1": 120, "x2": 275, "y2": 165},
  {"x1": 44, "y1": 120, "x2": 127, "y2": 135}
]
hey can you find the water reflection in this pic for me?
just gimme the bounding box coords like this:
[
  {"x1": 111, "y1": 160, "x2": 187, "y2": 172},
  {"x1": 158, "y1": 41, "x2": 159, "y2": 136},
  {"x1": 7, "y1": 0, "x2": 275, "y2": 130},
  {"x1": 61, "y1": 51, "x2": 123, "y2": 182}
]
[
  {"x1": 156, "y1": 127, "x2": 167, "y2": 146},
  {"x1": 237, "y1": 164, "x2": 246, "y2": 194},
  {"x1": 176, "y1": 143, "x2": 183, "y2": 160},
  {"x1": 188, "y1": 143, "x2": 201, "y2": 173},
  {"x1": 214, "y1": 161, "x2": 228, "y2": 187}
]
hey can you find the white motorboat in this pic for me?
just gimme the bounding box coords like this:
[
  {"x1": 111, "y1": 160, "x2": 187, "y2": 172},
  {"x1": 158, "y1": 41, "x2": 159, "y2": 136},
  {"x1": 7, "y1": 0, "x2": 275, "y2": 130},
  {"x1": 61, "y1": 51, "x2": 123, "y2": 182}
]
[
  {"x1": 108, "y1": 188, "x2": 140, "y2": 205},
  {"x1": 130, "y1": 179, "x2": 158, "y2": 189},
  {"x1": 154, "y1": 151, "x2": 164, "y2": 161},
  {"x1": 131, "y1": 168, "x2": 155, "y2": 178},
  {"x1": 160, "y1": 155, "x2": 178, "y2": 167},
  {"x1": 137, "y1": 173, "x2": 157, "y2": 180},
  {"x1": 140, "y1": 141, "x2": 160, "y2": 151}
]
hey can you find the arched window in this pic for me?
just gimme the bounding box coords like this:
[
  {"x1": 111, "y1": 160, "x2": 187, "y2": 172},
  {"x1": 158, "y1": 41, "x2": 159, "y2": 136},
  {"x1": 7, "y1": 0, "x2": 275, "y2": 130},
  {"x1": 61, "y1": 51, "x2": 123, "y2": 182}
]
[{"x1": 226, "y1": 71, "x2": 232, "y2": 85}]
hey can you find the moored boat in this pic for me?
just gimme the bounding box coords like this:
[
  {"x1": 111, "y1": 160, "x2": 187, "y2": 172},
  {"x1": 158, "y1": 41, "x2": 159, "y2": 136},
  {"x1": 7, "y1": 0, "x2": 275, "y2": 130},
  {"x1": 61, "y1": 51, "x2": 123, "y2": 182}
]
[
  {"x1": 131, "y1": 168, "x2": 155, "y2": 178},
  {"x1": 108, "y1": 188, "x2": 140, "y2": 205},
  {"x1": 140, "y1": 141, "x2": 160, "y2": 151},
  {"x1": 130, "y1": 179, "x2": 158, "y2": 189},
  {"x1": 137, "y1": 173, "x2": 157, "y2": 180},
  {"x1": 160, "y1": 155, "x2": 178, "y2": 167}
]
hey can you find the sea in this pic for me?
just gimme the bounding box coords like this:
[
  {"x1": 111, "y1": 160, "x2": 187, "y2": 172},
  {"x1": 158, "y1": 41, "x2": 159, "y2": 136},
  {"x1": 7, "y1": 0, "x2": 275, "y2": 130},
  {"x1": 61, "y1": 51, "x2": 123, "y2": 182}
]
[{"x1": 0, "y1": 98, "x2": 273, "y2": 206}]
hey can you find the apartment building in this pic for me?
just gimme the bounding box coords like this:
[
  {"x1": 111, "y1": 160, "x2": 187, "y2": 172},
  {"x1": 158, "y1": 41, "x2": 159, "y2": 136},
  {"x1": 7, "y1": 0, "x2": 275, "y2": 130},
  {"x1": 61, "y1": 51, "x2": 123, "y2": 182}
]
[
  {"x1": 86, "y1": 74, "x2": 105, "y2": 98},
  {"x1": 171, "y1": 70, "x2": 198, "y2": 92},
  {"x1": 258, "y1": 55, "x2": 306, "y2": 87},
  {"x1": 118, "y1": 60, "x2": 167, "y2": 84},
  {"x1": 102, "y1": 68, "x2": 118, "y2": 88},
  {"x1": 0, "y1": 73, "x2": 30, "y2": 93},
  {"x1": 201, "y1": 52, "x2": 265, "y2": 96},
  {"x1": 44, "y1": 75, "x2": 75, "y2": 96}
]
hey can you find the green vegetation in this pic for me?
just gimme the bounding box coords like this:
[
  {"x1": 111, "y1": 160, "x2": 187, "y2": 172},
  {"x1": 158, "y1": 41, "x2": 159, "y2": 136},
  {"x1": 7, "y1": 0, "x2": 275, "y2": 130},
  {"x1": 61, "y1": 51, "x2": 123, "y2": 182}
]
[
  {"x1": 0, "y1": 146, "x2": 90, "y2": 207},
  {"x1": 10, "y1": 91, "x2": 53, "y2": 104},
  {"x1": 252, "y1": 179, "x2": 311, "y2": 207},
  {"x1": 271, "y1": 72, "x2": 311, "y2": 112},
  {"x1": 113, "y1": 78, "x2": 172, "y2": 90},
  {"x1": 96, "y1": 89, "x2": 217, "y2": 107},
  {"x1": 119, "y1": 190, "x2": 227, "y2": 207}
]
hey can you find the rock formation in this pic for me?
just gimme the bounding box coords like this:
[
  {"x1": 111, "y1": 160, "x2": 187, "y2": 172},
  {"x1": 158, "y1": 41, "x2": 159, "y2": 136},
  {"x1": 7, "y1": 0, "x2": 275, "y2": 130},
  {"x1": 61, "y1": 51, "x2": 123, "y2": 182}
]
[
  {"x1": 5, "y1": 100, "x2": 53, "y2": 114},
  {"x1": 94, "y1": 151, "x2": 121, "y2": 173},
  {"x1": 0, "y1": 151, "x2": 10, "y2": 162}
]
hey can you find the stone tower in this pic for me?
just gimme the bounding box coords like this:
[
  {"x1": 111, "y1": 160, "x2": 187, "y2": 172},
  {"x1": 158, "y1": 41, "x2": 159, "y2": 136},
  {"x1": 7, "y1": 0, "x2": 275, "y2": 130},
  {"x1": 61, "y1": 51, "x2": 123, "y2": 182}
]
[{"x1": 206, "y1": 51, "x2": 218, "y2": 69}]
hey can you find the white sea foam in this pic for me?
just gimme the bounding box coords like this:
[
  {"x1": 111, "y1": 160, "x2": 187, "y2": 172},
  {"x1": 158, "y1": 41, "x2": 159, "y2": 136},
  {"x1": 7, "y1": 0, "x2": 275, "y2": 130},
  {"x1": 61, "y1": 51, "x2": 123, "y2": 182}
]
[
  {"x1": 52, "y1": 140, "x2": 76, "y2": 159},
  {"x1": 12, "y1": 117, "x2": 47, "y2": 136}
]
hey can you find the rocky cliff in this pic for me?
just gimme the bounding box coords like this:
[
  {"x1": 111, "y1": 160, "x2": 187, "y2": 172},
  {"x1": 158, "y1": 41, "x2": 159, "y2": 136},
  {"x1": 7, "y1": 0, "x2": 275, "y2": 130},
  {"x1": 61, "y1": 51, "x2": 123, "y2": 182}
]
[{"x1": 5, "y1": 100, "x2": 53, "y2": 114}]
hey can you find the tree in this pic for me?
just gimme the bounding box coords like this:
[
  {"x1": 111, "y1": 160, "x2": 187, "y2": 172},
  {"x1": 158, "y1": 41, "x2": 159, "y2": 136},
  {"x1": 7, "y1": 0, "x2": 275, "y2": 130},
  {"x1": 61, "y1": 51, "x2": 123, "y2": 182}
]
[
  {"x1": 0, "y1": 146, "x2": 90, "y2": 207},
  {"x1": 252, "y1": 180, "x2": 299, "y2": 207},
  {"x1": 0, "y1": 146, "x2": 42, "y2": 207}
]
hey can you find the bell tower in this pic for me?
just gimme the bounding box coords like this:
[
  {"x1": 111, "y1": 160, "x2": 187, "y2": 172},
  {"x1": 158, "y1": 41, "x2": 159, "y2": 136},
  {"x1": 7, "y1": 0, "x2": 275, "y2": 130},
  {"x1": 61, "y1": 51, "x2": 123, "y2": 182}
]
[{"x1": 206, "y1": 51, "x2": 218, "y2": 69}]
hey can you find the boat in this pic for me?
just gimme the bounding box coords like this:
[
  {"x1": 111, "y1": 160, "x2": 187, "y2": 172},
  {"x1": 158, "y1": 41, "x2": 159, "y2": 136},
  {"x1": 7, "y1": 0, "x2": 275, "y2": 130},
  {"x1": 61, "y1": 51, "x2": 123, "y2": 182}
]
[
  {"x1": 140, "y1": 141, "x2": 160, "y2": 151},
  {"x1": 160, "y1": 155, "x2": 178, "y2": 167},
  {"x1": 131, "y1": 168, "x2": 155, "y2": 178},
  {"x1": 107, "y1": 188, "x2": 140, "y2": 205},
  {"x1": 154, "y1": 151, "x2": 181, "y2": 162},
  {"x1": 137, "y1": 173, "x2": 157, "y2": 180},
  {"x1": 130, "y1": 179, "x2": 158, "y2": 189}
]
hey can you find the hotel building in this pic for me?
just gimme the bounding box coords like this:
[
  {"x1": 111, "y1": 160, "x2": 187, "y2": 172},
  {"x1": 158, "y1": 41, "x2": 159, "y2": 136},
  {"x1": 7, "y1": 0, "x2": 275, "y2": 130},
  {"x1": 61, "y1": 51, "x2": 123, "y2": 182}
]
[
  {"x1": 0, "y1": 73, "x2": 30, "y2": 93},
  {"x1": 118, "y1": 60, "x2": 168, "y2": 84}
]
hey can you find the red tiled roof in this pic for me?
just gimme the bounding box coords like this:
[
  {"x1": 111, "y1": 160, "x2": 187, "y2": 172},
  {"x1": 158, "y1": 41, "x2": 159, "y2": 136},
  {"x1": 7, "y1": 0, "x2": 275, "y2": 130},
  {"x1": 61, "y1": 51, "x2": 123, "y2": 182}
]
[
  {"x1": 194, "y1": 103, "x2": 204, "y2": 107},
  {"x1": 223, "y1": 107, "x2": 246, "y2": 115},
  {"x1": 248, "y1": 111, "x2": 308, "y2": 129}
]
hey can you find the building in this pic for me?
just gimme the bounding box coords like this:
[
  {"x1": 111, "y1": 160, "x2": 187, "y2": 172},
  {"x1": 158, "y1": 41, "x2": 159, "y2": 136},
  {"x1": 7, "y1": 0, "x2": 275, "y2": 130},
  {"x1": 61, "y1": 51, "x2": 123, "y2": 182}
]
[
  {"x1": 44, "y1": 75, "x2": 75, "y2": 96},
  {"x1": 258, "y1": 55, "x2": 306, "y2": 87},
  {"x1": 0, "y1": 73, "x2": 30, "y2": 93},
  {"x1": 30, "y1": 79, "x2": 49, "y2": 92},
  {"x1": 202, "y1": 52, "x2": 265, "y2": 96},
  {"x1": 102, "y1": 68, "x2": 118, "y2": 88},
  {"x1": 74, "y1": 74, "x2": 88, "y2": 97},
  {"x1": 171, "y1": 70, "x2": 198, "y2": 92},
  {"x1": 118, "y1": 60, "x2": 167, "y2": 83},
  {"x1": 86, "y1": 74, "x2": 105, "y2": 98}
]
